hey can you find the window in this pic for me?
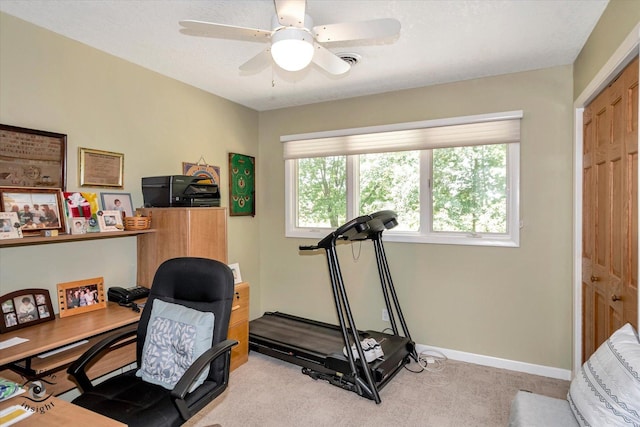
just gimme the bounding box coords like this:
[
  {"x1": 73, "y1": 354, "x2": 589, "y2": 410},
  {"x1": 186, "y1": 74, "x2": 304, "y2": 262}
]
[{"x1": 284, "y1": 111, "x2": 522, "y2": 247}]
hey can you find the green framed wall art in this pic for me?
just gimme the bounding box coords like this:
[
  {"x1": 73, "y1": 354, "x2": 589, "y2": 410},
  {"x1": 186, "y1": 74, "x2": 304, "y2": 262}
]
[{"x1": 228, "y1": 153, "x2": 255, "y2": 216}]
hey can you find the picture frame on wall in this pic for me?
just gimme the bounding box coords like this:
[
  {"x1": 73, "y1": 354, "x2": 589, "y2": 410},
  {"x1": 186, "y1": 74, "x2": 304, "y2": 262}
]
[
  {"x1": 0, "y1": 187, "x2": 65, "y2": 236},
  {"x1": 228, "y1": 153, "x2": 255, "y2": 217},
  {"x1": 57, "y1": 277, "x2": 107, "y2": 318},
  {"x1": 100, "y1": 192, "x2": 134, "y2": 217},
  {"x1": 79, "y1": 147, "x2": 124, "y2": 188},
  {"x1": 0, "y1": 289, "x2": 55, "y2": 333},
  {"x1": 182, "y1": 161, "x2": 220, "y2": 185},
  {"x1": 0, "y1": 124, "x2": 67, "y2": 190}
]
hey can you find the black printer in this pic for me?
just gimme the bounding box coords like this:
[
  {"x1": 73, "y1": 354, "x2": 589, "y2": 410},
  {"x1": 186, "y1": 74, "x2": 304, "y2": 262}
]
[{"x1": 142, "y1": 175, "x2": 220, "y2": 207}]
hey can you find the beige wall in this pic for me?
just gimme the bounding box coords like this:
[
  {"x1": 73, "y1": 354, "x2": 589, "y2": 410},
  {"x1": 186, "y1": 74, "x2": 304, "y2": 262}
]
[
  {"x1": 258, "y1": 66, "x2": 575, "y2": 370},
  {"x1": 2, "y1": 7, "x2": 595, "y2": 372},
  {"x1": 573, "y1": 0, "x2": 640, "y2": 98},
  {"x1": 0, "y1": 13, "x2": 260, "y2": 313}
]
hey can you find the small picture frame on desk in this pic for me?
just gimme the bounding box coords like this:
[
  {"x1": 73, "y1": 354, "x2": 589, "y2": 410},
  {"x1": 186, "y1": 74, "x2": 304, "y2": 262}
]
[
  {"x1": 0, "y1": 289, "x2": 54, "y2": 333},
  {"x1": 57, "y1": 277, "x2": 107, "y2": 318},
  {"x1": 228, "y1": 263, "x2": 242, "y2": 284}
]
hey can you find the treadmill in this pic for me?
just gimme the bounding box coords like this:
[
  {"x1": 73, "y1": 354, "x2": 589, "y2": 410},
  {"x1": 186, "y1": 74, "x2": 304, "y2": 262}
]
[{"x1": 249, "y1": 210, "x2": 418, "y2": 404}]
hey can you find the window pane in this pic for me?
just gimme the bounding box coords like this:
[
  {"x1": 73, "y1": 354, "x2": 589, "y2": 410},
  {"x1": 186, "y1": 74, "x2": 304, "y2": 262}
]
[
  {"x1": 359, "y1": 151, "x2": 420, "y2": 231},
  {"x1": 432, "y1": 145, "x2": 507, "y2": 233},
  {"x1": 297, "y1": 156, "x2": 347, "y2": 228}
]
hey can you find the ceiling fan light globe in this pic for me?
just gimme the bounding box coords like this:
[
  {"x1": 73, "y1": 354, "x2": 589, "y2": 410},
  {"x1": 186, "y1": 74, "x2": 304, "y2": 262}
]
[{"x1": 271, "y1": 28, "x2": 314, "y2": 72}]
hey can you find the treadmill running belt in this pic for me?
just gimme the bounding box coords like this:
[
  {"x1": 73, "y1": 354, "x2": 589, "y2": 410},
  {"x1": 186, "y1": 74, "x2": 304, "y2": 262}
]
[
  {"x1": 251, "y1": 316, "x2": 344, "y2": 355},
  {"x1": 249, "y1": 312, "x2": 351, "y2": 360},
  {"x1": 249, "y1": 311, "x2": 414, "y2": 385}
]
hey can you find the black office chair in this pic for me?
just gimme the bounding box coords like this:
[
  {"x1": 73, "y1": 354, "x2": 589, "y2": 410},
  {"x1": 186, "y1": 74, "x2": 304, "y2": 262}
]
[{"x1": 67, "y1": 257, "x2": 238, "y2": 427}]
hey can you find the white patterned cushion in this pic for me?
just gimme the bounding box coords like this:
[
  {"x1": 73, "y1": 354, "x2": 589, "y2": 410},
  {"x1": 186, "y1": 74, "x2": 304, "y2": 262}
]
[
  {"x1": 568, "y1": 323, "x2": 640, "y2": 426},
  {"x1": 136, "y1": 299, "x2": 215, "y2": 391}
]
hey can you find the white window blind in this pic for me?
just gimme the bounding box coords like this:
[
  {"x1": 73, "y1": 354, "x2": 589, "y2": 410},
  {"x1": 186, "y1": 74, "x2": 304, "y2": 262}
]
[{"x1": 282, "y1": 110, "x2": 523, "y2": 159}]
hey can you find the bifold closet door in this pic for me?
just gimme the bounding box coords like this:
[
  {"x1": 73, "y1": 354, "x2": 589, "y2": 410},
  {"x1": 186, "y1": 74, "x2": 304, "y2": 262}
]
[{"x1": 582, "y1": 56, "x2": 638, "y2": 362}]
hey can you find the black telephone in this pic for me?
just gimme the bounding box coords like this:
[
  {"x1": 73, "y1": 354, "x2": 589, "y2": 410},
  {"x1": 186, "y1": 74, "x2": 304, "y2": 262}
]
[{"x1": 108, "y1": 286, "x2": 150, "y2": 304}]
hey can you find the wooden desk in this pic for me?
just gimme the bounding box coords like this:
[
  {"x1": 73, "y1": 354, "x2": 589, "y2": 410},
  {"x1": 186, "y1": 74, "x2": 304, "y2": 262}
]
[
  {"x1": 0, "y1": 301, "x2": 140, "y2": 368},
  {"x1": 0, "y1": 394, "x2": 125, "y2": 426},
  {"x1": 0, "y1": 301, "x2": 141, "y2": 395},
  {"x1": 1, "y1": 283, "x2": 248, "y2": 396}
]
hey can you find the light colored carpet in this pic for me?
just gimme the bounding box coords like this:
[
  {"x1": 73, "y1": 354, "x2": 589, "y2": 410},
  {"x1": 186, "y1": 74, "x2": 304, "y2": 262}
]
[{"x1": 185, "y1": 352, "x2": 569, "y2": 427}]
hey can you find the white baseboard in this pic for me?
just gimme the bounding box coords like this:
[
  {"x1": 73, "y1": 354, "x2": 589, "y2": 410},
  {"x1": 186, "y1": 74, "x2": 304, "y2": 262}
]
[{"x1": 415, "y1": 343, "x2": 572, "y2": 381}]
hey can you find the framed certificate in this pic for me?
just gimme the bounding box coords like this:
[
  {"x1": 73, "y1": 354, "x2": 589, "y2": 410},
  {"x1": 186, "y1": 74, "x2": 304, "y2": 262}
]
[{"x1": 79, "y1": 147, "x2": 124, "y2": 188}]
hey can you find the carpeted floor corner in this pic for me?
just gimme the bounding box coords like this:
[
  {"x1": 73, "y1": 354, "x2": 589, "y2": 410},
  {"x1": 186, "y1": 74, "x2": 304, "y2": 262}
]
[{"x1": 184, "y1": 352, "x2": 569, "y2": 427}]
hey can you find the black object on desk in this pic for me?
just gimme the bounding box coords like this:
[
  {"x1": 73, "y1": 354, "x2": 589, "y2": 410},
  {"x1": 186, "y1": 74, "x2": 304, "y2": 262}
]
[{"x1": 107, "y1": 286, "x2": 150, "y2": 304}]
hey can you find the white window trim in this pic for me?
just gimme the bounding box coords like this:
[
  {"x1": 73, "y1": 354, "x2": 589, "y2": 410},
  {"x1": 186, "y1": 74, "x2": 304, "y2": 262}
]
[{"x1": 284, "y1": 112, "x2": 522, "y2": 247}]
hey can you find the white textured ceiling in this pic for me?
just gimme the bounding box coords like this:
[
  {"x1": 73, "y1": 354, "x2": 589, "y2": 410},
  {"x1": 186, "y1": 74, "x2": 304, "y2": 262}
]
[{"x1": 0, "y1": 0, "x2": 608, "y2": 111}]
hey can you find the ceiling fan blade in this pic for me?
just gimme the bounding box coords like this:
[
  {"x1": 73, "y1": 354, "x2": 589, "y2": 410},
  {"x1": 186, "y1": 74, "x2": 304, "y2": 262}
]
[
  {"x1": 179, "y1": 20, "x2": 271, "y2": 41},
  {"x1": 274, "y1": 0, "x2": 306, "y2": 27},
  {"x1": 313, "y1": 18, "x2": 401, "y2": 43},
  {"x1": 312, "y1": 44, "x2": 350, "y2": 75},
  {"x1": 239, "y1": 48, "x2": 273, "y2": 73}
]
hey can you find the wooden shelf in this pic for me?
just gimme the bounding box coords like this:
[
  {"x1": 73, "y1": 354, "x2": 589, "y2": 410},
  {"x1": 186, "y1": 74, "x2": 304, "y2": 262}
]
[{"x1": 0, "y1": 229, "x2": 155, "y2": 248}]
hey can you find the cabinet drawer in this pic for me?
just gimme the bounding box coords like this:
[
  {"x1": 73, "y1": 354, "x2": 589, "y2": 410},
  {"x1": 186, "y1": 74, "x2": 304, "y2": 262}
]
[
  {"x1": 228, "y1": 321, "x2": 248, "y2": 371},
  {"x1": 229, "y1": 282, "x2": 249, "y2": 326}
]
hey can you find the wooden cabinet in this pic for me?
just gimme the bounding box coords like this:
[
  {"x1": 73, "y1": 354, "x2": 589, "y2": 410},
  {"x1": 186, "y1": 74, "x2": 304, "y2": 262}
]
[
  {"x1": 137, "y1": 207, "x2": 228, "y2": 287},
  {"x1": 228, "y1": 282, "x2": 249, "y2": 371},
  {"x1": 136, "y1": 207, "x2": 248, "y2": 371}
]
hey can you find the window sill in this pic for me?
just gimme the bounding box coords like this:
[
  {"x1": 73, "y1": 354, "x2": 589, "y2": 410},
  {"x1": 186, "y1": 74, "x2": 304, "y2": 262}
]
[{"x1": 287, "y1": 229, "x2": 519, "y2": 248}]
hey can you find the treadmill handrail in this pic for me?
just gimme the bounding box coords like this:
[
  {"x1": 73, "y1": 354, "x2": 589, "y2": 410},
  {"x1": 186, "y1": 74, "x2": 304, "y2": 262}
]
[
  {"x1": 368, "y1": 210, "x2": 398, "y2": 232},
  {"x1": 302, "y1": 211, "x2": 398, "y2": 251},
  {"x1": 315, "y1": 215, "x2": 371, "y2": 249}
]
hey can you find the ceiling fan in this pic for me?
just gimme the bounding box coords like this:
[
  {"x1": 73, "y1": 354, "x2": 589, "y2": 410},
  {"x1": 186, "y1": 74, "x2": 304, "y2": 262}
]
[{"x1": 179, "y1": 0, "x2": 401, "y2": 75}]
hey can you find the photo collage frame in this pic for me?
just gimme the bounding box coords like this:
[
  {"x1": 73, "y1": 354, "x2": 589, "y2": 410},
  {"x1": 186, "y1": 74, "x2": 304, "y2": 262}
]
[{"x1": 0, "y1": 288, "x2": 54, "y2": 333}]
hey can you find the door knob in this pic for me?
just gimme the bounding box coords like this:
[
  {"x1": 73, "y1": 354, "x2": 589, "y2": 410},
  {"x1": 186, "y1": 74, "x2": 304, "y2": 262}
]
[
  {"x1": 590, "y1": 275, "x2": 600, "y2": 282},
  {"x1": 611, "y1": 294, "x2": 621, "y2": 302}
]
